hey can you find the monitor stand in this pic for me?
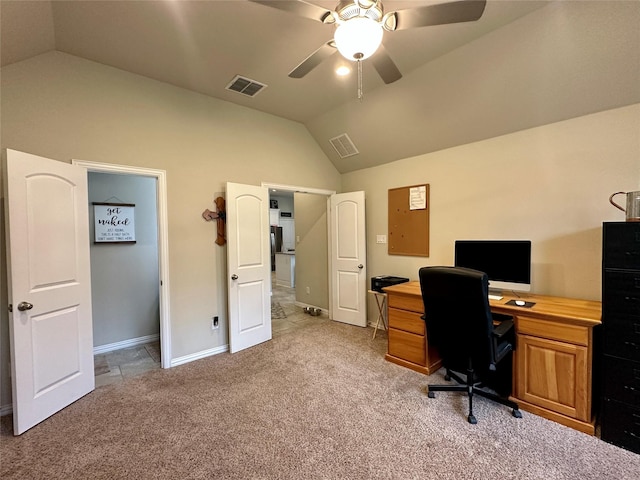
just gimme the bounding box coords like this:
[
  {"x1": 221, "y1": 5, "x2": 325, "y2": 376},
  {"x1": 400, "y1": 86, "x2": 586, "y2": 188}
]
[{"x1": 488, "y1": 289, "x2": 503, "y2": 301}]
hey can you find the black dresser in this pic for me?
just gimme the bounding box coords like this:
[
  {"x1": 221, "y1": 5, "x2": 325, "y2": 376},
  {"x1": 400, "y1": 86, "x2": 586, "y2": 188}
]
[{"x1": 600, "y1": 222, "x2": 640, "y2": 453}]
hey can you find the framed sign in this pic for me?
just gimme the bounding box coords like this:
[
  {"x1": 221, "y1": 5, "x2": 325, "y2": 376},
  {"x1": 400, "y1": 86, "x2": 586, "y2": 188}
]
[{"x1": 93, "y1": 202, "x2": 136, "y2": 243}]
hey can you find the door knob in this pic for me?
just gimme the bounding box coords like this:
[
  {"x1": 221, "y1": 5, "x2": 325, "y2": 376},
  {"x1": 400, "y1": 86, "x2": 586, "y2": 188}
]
[
  {"x1": 17, "y1": 302, "x2": 33, "y2": 311},
  {"x1": 358, "y1": 264, "x2": 364, "y2": 270},
  {"x1": 231, "y1": 274, "x2": 238, "y2": 280}
]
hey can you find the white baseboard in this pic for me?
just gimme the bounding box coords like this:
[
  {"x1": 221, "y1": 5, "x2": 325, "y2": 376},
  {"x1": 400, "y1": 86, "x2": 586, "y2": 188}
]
[
  {"x1": 0, "y1": 403, "x2": 13, "y2": 417},
  {"x1": 93, "y1": 333, "x2": 160, "y2": 355},
  {"x1": 0, "y1": 342, "x2": 228, "y2": 417},
  {"x1": 294, "y1": 301, "x2": 328, "y2": 315},
  {"x1": 171, "y1": 344, "x2": 228, "y2": 367}
]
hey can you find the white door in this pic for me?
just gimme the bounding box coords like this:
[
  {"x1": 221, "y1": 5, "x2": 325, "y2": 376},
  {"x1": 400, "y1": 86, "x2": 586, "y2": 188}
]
[
  {"x1": 226, "y1": 182, "x2": 272, "y2": 353},
  {"x1": 3, "y1": 149, "x2": 94, "y2": 435},
  {"x1": 329, "y1": 191, "x2": 367, "y2": 327}
]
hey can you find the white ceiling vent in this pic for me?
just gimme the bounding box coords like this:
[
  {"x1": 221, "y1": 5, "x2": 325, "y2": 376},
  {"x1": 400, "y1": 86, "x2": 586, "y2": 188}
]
[
  {"x1": 329, "y1": 133, "x2": 359, "y2": 158},
  {"x1": 225, "y1": 75, "x2": 267, "y2": 97}
]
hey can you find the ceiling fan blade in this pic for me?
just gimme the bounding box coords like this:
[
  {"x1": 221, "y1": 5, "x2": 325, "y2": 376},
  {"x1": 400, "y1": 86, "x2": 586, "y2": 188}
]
[
  {"x1": 386, "y1": 0, "x2": 487, "y2": 31},
  {"x1": 249, "y1": 0, "x2": 335, "y2": 24},
  {"x1": 289, "y1": 41, "x2": 337, "y2": 78},
  {"x1": 370, "y1": 45, "x2": 402, "y2": 84}
]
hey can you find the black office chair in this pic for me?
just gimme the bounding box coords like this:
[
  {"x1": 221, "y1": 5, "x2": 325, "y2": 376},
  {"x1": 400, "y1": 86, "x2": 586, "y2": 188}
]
[{"x1": 419, "y1": 266, "x2": 522, "y2": 424}]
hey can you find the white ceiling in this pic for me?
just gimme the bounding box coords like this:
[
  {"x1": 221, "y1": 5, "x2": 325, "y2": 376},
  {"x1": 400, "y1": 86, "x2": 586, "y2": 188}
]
[{"x1": 2, "y1": 1, "x2": 637, "y2": 173}]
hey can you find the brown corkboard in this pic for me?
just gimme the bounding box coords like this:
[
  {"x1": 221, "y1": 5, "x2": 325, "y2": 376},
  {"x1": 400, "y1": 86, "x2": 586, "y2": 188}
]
[{"x1": 388, "y1": 184, "x2": 429, "y2": 257}]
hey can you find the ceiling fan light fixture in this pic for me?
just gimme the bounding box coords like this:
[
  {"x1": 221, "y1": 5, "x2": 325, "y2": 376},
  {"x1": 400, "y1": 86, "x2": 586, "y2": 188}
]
[
  {"x1": 336, "y1": 65, "x2": 351, "y2": 76},
  {"x1": 334, "y1": 17, "x2": 383, "y2": 61}
]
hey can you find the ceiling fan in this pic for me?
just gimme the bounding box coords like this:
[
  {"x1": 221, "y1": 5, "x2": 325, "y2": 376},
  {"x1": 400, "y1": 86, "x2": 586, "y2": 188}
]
[{"x1": 250, "y1": 0, "x2": 487, "y2": 85}]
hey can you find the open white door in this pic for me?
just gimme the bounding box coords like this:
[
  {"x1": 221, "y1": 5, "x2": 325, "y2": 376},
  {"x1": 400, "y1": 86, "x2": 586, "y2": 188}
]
[
  {"x1": 3, "y1": 149, "x2": 94, "y2": 435},
  {"x1": 329, "y1": 191, "x2": 367, "y2": 327},
  {"x1": 226, "y1": 182, "x2": 271, "y2": 353}
]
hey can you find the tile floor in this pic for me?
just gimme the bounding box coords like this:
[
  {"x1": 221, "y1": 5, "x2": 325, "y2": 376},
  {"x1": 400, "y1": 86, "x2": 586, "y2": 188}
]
[
  {"x1": 94, "y1": 276, "x2": 328, "y2": 387},
  {"x1": 270, "y1": 275, "x2": 329, "y2": 336},
  {"x1": 94, "y1": 341, "x2": 161, "y2": 387}
]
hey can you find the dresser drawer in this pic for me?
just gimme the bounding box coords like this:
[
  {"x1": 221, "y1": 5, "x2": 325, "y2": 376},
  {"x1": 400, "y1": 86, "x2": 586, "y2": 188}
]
[
  {"x1": 600, "y1": 398, "x2": 640, "y2": 454},
  {"x1": 388, "y1": 328, "x2": 426, "y2": 366},
  {"x1": 602, "y1": 355, "x2": 640, "y2": 405},
  {"x1": 603, "y1": 222, "x2": 640, "y2": 270},
  {"x1": 603, "y1": 318, "x2": 640, "y2": 361},
  {"x1": 388, "y1": 308, "x2": 425, "y2": 335},
  {"x1": 603, "y1": 270, "x2": 640, "y2": 318}
]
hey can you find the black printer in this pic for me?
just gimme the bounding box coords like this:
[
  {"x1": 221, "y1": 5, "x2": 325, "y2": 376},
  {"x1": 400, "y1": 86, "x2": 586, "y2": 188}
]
[{"x1": 371, "y1": 275, "x2": 410, "y2": 293}]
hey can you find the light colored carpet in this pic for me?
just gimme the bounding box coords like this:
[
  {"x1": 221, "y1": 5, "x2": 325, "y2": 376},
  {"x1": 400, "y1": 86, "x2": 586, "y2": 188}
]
[{"x1": 1, "y1": 320, "x2": 639, "y2": 479}]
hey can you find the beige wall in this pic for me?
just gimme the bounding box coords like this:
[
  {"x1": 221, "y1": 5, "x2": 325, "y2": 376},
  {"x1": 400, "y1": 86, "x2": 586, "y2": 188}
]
[
  {"x1": 1, "y1": 3, "x2": 639, "y2": 412},
  {"x1": 294, "y1": 192, "x2": 329, "y2": 310},
  {"x1": 343, "y1": 104, "x2": 640, "y2": 325},
  {"x1": 88, "y1": 172, "x2": 160, "y2": 347},
  {"x1": 0, "y1": 51, "x2": 341, "y2": 409}
]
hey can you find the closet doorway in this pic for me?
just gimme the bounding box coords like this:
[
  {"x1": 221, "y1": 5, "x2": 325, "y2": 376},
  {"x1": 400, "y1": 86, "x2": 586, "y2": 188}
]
[{"x1": 72, "y1": 160, "x2": 171, "y2": 380}]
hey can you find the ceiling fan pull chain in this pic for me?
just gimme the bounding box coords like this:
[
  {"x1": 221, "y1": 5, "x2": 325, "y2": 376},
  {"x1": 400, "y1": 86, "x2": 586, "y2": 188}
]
[{"x1": 355, "y1": 53, "x2": 364, "y2": 101}]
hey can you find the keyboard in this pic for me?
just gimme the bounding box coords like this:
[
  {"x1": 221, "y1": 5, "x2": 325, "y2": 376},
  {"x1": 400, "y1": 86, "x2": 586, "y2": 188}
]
[{"x1": 488, "y1": 294, "x2": 503, "y2": 301}]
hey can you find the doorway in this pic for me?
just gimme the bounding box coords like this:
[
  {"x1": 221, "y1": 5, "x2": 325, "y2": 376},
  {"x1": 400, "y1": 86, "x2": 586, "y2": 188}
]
[
  {"x1": 72, "y1": 160, "x2": 171, "y2": 369},
  {"x1": 265, "y1": 184, "x2": 334, "y2": 335},
  {"x1": 88, "y1": 171, "x2": 161, "y2": 386},
  {"x1": 227, "y1": 182, "x2": 367, "y2": 353}
]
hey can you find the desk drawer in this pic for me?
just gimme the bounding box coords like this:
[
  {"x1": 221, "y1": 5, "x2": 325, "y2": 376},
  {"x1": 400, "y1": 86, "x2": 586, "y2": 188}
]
[
  {"x1": 388, "y1": 308, "x2": 425, "y2": 335},
  {"x1": 387, "y1": 293, "x2": 423, "y2": 313},
  {"x1": 388, "y1": 328, "x2": 426, "y2": 366},
  {"x1": 518, "y1": 316, "x2": 589, "y2": 346}
]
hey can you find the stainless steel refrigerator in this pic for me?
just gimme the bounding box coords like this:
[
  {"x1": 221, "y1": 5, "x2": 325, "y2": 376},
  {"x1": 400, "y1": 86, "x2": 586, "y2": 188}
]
[{"x1": 270, "y1": 226, "x2": 283, "y2": 271}]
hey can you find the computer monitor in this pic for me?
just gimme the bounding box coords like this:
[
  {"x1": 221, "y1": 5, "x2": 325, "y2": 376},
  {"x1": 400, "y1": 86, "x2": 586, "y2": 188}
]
[{"x1": 454, "y1": 240, "x2": 532, "y2": 293}]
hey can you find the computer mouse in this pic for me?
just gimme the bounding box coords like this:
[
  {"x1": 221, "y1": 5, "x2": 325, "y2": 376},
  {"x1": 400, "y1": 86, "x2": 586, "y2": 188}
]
[{"x1": 515, "y1": 300, "x2": 526, "y2": 306}]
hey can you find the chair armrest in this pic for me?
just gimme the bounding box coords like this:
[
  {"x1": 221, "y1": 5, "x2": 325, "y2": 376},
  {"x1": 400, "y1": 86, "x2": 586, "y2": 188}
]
[{"x1": 492, "y1": 318, "x2": 514, "y2": 338}]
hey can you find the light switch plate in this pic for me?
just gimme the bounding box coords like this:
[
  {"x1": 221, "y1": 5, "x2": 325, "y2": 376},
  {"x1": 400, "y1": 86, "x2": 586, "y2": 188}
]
[{"x1": 376, "y1": 235, "x2": 387, "y2": 244}]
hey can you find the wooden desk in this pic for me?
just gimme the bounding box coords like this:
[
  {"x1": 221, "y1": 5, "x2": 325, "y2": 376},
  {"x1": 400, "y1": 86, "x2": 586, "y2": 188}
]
[{"x1": 383, "y1": 281, "x2": 602, "y2": 435}]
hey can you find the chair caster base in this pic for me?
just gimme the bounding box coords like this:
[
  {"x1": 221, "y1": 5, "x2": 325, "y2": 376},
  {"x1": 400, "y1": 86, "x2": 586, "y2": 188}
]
[
  {"x1": 512, "y1": 409, "x2": 522, "y2": 418},
  {"x1": 468, "y1": 414, "x2": 477, "y2": 424},
  {"x1": 427, "y1": 391, "x2": 435, "y2": 398},
  {"x1": 444, "y1": 374, "x2": 451, "y2": 381}
]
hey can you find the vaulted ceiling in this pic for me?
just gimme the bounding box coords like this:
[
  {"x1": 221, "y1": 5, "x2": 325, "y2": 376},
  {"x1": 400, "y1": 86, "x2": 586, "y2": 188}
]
[{"x1": 2, "y1": 1, "x2": 638, "y2": 173}]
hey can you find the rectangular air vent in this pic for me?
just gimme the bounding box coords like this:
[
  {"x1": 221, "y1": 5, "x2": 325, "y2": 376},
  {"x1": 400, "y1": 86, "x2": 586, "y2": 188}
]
[
  {"x1": 329, "y1": 133, "x2": 359, "y2": 158},
  {"x1": 225, "y1": 75, "x2": 267, "y2": 97}
]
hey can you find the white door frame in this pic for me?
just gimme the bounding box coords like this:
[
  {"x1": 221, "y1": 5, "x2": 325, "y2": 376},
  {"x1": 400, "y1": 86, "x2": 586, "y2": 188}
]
[
  {"x1": 73, "y1": 160, "x2": 172, "y2": 369},
  {"x1": 261, "y1": 182, "x2": 336, "y2": 317}
]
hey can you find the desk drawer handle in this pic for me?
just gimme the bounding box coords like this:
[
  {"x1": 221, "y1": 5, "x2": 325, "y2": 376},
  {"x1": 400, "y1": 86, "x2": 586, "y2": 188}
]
[
  {"x1": 623, "y1": 385, "x2": 638, "y2": 392},
  {"x1": 625, "y1": 431, "x2": 640, "y2": 440},
  {"x1": 624, "y1": 341, "x2": 639, "y2": 350}
]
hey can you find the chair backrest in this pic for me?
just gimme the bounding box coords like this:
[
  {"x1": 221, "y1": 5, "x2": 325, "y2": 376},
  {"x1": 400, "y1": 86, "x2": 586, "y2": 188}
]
[{"x1": 418, "y1": 266, "x2": 495, "y2": 374}]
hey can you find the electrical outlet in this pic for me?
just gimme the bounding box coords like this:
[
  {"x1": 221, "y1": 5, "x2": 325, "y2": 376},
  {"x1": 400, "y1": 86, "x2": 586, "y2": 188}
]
[
  {"x1": 212, "y1": 316, "x2": 219, "y2": 330},
  {"x1": 306, "y1": 286, "x2": 310, "y2": 294}
]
